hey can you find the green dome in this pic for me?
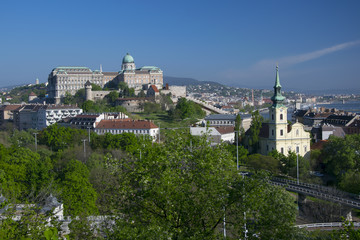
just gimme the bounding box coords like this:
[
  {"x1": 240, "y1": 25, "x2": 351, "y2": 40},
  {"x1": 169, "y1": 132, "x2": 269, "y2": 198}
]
[{"x1": 122, "y1": 53, "x2": 134, "y2": 63}]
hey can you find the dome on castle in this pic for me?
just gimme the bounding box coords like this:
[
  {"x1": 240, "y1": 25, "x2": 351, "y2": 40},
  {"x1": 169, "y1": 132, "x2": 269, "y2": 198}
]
[{"x1": 122, "y1": 53, "x2": 134, "y2": 63}]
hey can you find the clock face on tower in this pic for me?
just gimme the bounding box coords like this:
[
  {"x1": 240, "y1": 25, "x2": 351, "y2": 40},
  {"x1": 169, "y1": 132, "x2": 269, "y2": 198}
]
[{"x1": 280, "y1": 109, "x2": 283, "y2": 112}]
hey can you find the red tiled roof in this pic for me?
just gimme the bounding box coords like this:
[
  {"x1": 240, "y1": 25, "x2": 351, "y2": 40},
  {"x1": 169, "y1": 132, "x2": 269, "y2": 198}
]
[
  {"x1": 215, "y1": 126, "x2": 234, "y2": 134},
  {"x1": 150, "y1": 85, "x2": 159, "y2": 92},
  {"x1": 0, "y1": 104, "x2": 22, "y2": 111},
  {"x1": 96, "y1": 119, "x2": 158, "y2": 129}
]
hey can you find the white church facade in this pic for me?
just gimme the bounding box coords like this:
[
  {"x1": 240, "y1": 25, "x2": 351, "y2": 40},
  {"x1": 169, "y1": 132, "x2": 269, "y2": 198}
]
[{"x1": 250, "y1": 66, "x2": 311, "y2": 157}]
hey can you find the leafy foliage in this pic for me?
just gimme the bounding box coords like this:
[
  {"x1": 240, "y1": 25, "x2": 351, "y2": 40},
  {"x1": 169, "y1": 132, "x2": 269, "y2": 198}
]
[
  {"x1": 248, "y1": 110, "x2": 263, "y2": 153},
  {"x1": 169, "y1": 97, "x2": 205, "y2": 120}
]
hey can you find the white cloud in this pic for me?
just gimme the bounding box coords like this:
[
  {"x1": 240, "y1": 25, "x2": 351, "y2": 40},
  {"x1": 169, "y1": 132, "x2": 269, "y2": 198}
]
[
  {"x1": 254, "y1": 40, "x2": 360, "y2": 69},
  {"x1": 221, "y1": 40, "x2": 360, "y2": 85}
]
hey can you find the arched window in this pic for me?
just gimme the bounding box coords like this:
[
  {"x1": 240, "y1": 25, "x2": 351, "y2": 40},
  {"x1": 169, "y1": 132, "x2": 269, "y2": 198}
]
[
  {"x1": 272, "y1": 114, "x2": 274, "y2": 120},
  {"x1": 296, "y1": 129, "x2": 299, "y2": 136},
  {"x1": 280, "y1": 114, "x2": 283, "y2": 120}
]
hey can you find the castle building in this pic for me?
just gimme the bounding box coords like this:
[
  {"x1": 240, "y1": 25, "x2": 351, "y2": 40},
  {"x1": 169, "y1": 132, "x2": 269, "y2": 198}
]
[
  {"x1": 116, "y1": 53, "x2": 163, "y2": 90},
  {"x1": 47, "y1": 67, "x2": 106, "y2": 104},
  {"x1": 247, "y1": 66, "x2": 310, "y2": 157},
  {"x1": 47, "y1": 53, "x2": 163, "y2": 104}
]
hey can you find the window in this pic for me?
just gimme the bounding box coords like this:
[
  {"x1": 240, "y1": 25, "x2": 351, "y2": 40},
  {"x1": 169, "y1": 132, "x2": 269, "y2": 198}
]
[
  {"x1": 281, "y1": 148, "x2": 284, "y2": 154},
  {"x1": 296, "y1": 129, "x2": 299, "y2": 136},
  {"x1": 280, "y1": 129, "x2": 283, "y2": 136},
  {"x1": 304, "y1": 146, "x2": 307, "y2": 152},
  {"x1": 280, "y1": 114, "x2": 283, "y2": 120},
  {"x1": 296, "y1": 146, "x2": 299, "y2": 153},
  {"x1": 272, "y1": 129, "x2": 274, "y2": 136},
  {"x1": 267, "y1": 145, "x2": 269, "y2": 151},
  {"x1": 272, "y1": 114, "x2": 274, "y2": 120}
]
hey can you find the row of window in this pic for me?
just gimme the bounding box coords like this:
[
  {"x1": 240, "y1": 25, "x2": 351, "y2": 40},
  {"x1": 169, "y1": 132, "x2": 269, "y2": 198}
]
[
  {"x1": 96, "y1": 129, "x2": 151, "y2": 134},
  {"x1": 271, "y1": 129, "x2": 301, "y2": 136},
  {"x1": 267, "y1": 145, "x2": 307, "y2": 154}
]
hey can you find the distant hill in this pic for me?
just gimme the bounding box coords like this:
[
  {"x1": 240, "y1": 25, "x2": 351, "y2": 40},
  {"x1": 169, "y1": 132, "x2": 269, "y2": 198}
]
[{"x1": 164, "y1": 76, "x2": 223, "y2": 87}]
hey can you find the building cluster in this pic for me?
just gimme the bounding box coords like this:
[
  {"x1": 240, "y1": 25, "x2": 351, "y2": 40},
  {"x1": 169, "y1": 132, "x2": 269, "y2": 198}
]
[
  {"x1": 0, "y1": 104, "x2": 82, "y2": 130},
  {"x1": 47, "y1": 53, "x2": 164, "y2": 104},
  {"x1": 293, "y1": 107, "x2": 360, "y2": 141},
  {"x1": 0, "y1": 103, "x2": 160, "y2": 140},
  {"x1": 59, "y1": 113, "x2": 159, "y2": 140}
]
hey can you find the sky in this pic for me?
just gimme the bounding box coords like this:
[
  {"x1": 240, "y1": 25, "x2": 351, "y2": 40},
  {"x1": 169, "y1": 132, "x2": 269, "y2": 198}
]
[{"x1": 0, "y1": 0, "x2": 359, "y2": 91}]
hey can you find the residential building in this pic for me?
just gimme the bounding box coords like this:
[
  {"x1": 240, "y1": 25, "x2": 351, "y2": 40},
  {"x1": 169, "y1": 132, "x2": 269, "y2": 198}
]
[
  {"x1": 190, "y1": 126, "x2": 235, "y2": 145},
  {"x1": 0, "y1": 104, "x2": 22, "y2": 125},
  {"x1": 13, "y1": 104, "x2": 82, "y2": 130},
  {"x1": 59, "y1": 112, "x2": 128, "y2": 129},
  {"x1": 204, "y1": 113, "x2": 252, "y2": 131},
  {"x1": 94, "y1": 119, "x2": 159, "y2": 140}
]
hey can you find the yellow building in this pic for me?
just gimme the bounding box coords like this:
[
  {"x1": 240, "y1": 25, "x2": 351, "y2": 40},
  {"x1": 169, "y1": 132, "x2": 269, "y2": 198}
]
[{"x1": 251, "y1": 66, "x2": 311, "y2": 157}]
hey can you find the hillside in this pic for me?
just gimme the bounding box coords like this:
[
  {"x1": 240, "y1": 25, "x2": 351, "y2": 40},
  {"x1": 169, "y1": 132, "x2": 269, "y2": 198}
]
[{"x1": 164, "y1": 76, "x2": 223, "y2": 87}]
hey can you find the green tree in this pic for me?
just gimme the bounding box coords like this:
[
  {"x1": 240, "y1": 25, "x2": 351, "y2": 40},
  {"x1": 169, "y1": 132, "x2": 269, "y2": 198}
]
[
  {"x1": 38, "y1": 124, "x2": 73, "y2": 151},
  {"x1": 246, "y1": 154, "x2": 280, "y2": 173},
  {"x1": 143, "y1": 102, "x2": 162, "y2": 114},
  {"x1": 59, "y1": 160, "x2": 98, "y2": 216},
  {"x1": 105, "y1": 91, "x2": 119, "y2": 104},
  {"x1": 169, "y1": 98, "x2": 205, "y2": 120},
  {"x1": 106, "y1": 131, "x2": 298, "y2": 239},
  {"x1": 322, "y1": 134, "x2": 360, "y2": 178},
  {"x1": 90, "y1": 83, "x2": 102, "y2": 91},
  {"x1": 248, "y1": 110, "x2": 263, "y2": 153},
  {"x1": 62, "y1": 92, "x2": 73, "y2": 105}
]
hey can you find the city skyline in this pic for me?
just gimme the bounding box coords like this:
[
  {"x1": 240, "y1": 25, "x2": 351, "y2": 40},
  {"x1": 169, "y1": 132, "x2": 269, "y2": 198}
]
[{"x1": 0, "y1": 0, "x2": 359, "y2": 91}]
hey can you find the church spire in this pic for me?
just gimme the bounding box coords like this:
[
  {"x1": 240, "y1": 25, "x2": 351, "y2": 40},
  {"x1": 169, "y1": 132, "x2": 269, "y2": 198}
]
[{"x1": 271, "y1": 65, "x2": 285, "y2": 107}]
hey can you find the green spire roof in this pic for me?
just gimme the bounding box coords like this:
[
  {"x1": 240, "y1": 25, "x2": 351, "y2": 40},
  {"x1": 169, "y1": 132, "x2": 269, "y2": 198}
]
[
  {"x1": 275, "y1": 64, "x2": 281, "y2": 88},
  {"x1": 271, "y1": 65, "x2": 285, "y2": 107}
]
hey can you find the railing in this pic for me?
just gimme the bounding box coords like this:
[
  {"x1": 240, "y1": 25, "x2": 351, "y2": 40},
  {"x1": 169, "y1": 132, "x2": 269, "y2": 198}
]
[
  {"x1": 270, "y1": 182, "x2": 360, "y2": 209},
  {"x1": 271, "y1": 177, "x2": 359, "y2": 199},
  {"x1": 296, "y1": 222, "x2": 360, "y2": 229}
]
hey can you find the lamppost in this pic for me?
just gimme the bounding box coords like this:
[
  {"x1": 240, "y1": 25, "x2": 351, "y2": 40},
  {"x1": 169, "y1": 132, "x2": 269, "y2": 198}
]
[
  {"x1": 239, "y1": 172, "x2": 248, "y2": 239},
  {"x1": 81, "y1": 139, "x2": 87, "y2": 160},
  {"x1": 87, "y1": 127, "x2": 91, "y2": 143},
  {"x1": 158, "y1": 123, "x2": 161, "y2": 143}
]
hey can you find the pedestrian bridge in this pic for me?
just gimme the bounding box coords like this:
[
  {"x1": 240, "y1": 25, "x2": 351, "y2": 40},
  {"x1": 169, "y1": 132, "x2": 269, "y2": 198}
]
[
  {"x1": 270, "y1": 177, "x2": 360, "y2": 209},
  {"x1": 296, "y1": 222, "x2": 360, "y2": 230}
]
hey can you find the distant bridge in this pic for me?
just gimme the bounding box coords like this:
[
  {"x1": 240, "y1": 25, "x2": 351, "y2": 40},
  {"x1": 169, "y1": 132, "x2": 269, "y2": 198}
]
[
  {"x1": 185, "y1": 96, "x2": 228, "y2": 114},
  {"x1": 270, "y1": 177, "x2": 360, "y2": 209},
  {"x1": 296, "y1": 222, "x2": 360, "y2": 230}
]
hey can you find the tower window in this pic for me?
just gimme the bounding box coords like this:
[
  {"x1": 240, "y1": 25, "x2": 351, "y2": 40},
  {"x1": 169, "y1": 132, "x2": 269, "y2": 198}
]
[
  {"x1": 280, "y1": 129, "x2": 283, "y2": 136},
  {"x1": 281, "y1": 148, "x2": 284, "y2": 154},
  {"x1": 272, "y1": 114, "x2": 274, "y2": 120},
  {"x1": 272, "y1": 129, "x2": 274, "y2": 136},
  {"x1": 280, "y1": 114, "x2": 283, "y2": 120},
  {"x1": 296, "y1": 146, "x2": 299, "y2": 153}
]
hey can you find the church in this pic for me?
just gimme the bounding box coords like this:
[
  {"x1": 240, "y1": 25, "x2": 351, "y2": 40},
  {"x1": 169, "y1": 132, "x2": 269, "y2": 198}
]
[{"x1": 247, "y1": 66, "x2": 310, "y2": 157}]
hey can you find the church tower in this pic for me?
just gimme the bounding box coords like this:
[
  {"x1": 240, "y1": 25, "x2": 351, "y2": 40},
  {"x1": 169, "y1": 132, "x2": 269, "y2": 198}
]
[{"x1": 268, "y1": 65, "x2": 288, "y2": 154}]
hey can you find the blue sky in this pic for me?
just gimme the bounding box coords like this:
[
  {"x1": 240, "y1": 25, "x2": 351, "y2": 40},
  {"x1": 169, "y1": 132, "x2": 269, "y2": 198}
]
[{"x1": 0, "y1": 0, "x2": 359, "y2": 91}]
